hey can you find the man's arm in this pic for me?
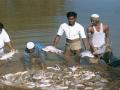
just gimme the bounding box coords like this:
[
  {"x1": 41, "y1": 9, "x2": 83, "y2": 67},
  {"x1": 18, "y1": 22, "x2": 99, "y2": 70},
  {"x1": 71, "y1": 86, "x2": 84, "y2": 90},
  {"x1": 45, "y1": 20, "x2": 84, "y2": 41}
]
[
  {"x1": 104, "y1": 25, "x2": 111, "y2": 46},
  {"x1": 23, "y1": 51, "x2": 32, "y2": 69},
  {"x1": 79, "y1": 26, "x2": 89, "y2": 50},
  {"x1": 3, "y1": 29, "x2": 15, "y2": 51},
  {"x1": 82, "y1": 38, "x2": 89, "y2": 50},
  {"x1": 52, "y1": 35, "x2": 61, "y2": 47},
  {"x1": 52, "y1": 24, "x2": 64, "y2": 47},
  {"x1": 5, "y1": 42, "x2": 14, "y2": 51},
  {"x1": 87, "y1": 27, "x2": 95, "y2": 52}
]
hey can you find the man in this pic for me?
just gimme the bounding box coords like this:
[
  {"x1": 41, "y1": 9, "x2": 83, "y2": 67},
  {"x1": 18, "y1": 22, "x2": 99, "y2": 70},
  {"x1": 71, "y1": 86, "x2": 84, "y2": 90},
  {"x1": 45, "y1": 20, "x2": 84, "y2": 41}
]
[
  {"x1": 23, "y1": 41, "x2": 46, "y2": 69},
  {"x1": 87, "y1": 14, "x2": 112, "y2": 63},
  {"x1": 53, "y1": 12, "x2": 88, "y2": 66},
  {"x1": 0, "y1": 22, "x2": 15, "y2": 57}
]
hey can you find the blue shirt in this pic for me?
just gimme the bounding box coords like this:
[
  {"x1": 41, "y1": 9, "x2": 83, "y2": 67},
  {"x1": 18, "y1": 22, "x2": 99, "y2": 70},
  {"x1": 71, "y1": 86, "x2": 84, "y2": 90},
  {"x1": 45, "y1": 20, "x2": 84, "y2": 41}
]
[{"x1": 23, "y1": 41, "x2": 46, "y2": 64}]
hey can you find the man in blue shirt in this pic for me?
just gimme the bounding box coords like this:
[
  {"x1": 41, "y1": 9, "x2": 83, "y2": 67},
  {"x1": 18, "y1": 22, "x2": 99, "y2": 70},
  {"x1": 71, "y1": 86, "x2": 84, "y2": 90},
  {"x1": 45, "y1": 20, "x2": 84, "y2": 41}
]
[{"x1": 23, "y1": 41, "x2": 46, "y2": 70}]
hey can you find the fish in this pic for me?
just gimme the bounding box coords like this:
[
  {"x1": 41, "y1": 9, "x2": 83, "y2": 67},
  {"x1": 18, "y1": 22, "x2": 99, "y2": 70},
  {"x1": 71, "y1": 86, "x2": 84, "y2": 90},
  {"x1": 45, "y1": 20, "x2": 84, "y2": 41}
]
[
  {"x1": 93, "y1": 46, "x2": 106, "y2": 55},
  {"x1": 47, "y1": 66, "x2": 60, "y2": 71},
  {"x1": 38, "y1": 83, "x2": 51, "y2": 87},
  {"x1": 55, "y1": 86, "x2": 68, "y2": 89},
  {"x1": 80, "y1": 50, "x2": 94, "y2": 58},
  {"x1": 42, "y1": 46, "x2": 63, "y2": 54},
  {"x1": 26, "y1": 82, "x2": 35, "y2": 88},
  {"x1": 75, "y1": 84, "x2": 84, "y2": 87},
  {"x1": 0, "y1": 50, "x2": 18, "y2": 60},
  {"x1": 0, "y1": 80, "x2": 13, "y2": 86},
  {"x1": 69, "y1": 66, "x2": 77, "y2": 72},
  {"x1": 14, "y1": 71, "x2": 28, "y2": 76},
  {"x1": 41, "y1": 79, "x2": 51, "y2": 83},
  {"x1": 2, "y1": 73, "x2": 14, "y2": 80},
  {"x1": 81, "y1": 71, "x2": 96, "y2": 80},
  {"x1": 33, "y1": 74, "x2": 42, "y2": 80}
]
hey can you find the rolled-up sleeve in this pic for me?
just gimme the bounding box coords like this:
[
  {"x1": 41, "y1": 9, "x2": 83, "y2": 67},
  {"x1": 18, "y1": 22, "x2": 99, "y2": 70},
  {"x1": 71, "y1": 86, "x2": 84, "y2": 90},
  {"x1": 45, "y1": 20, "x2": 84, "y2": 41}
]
[
  {"x1": 57, "y1": 25, "x2": 64, "y2": 36},
  {"x1": 79, "y1": 27, "x2": 86, "y2": 38}
]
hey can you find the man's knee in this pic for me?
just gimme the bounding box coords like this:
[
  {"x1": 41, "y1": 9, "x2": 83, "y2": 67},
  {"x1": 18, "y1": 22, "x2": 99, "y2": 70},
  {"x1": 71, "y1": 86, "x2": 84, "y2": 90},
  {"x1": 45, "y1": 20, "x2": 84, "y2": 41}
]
[
  {"x1": 64, "y1": 52, "x2": 71, "y2": 60},
  {"x1": 64, "y1": 54, "x2": 70, "y2": 58}
]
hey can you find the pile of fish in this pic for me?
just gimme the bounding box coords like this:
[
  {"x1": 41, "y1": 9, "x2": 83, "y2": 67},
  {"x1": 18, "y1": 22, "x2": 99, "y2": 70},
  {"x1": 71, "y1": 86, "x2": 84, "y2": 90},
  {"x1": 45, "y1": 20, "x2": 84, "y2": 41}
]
[{"x1": 0, "y1": 65, "x2": 109, "y2": 90}]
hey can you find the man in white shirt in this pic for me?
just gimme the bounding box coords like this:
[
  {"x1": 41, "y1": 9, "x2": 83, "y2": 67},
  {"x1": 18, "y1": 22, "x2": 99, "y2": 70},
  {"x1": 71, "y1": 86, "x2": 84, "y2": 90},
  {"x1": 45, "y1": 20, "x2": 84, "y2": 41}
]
[
  {"x1": 53, "y1": 12, "x2": 88, "y2": 66},
  {"x1": 0, "y1": 22, "x2": 15, "y2": 56}
]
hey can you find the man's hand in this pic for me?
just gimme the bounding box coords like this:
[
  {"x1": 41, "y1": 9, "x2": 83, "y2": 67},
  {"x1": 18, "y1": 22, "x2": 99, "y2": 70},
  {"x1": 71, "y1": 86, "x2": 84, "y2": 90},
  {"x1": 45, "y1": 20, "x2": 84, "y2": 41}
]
[
  {"x1": 105, "y1": 43, "x2": 112, "y2": 52},
  {"x1": 52, "y1": 35, "x2": 61, "y2": 47},
  {"x1": 11, "y1": 48, "x2": 16, "y2": 52}
]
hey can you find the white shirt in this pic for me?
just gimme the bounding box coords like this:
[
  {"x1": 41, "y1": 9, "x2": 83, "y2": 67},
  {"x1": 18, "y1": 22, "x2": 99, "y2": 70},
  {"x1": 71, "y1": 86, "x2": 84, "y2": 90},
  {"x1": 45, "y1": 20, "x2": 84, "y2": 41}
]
[
  {"x1": 57, "y1": 22, "x2": 86, "y2": 40},
  {"x1": 0, "y1": 28, "x2": 10, "y2": 48}
]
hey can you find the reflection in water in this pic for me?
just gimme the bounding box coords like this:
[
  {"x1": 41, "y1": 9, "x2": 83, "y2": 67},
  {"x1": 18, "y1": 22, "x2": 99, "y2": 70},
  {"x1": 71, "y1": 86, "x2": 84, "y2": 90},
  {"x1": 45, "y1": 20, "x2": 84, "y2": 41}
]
[{"x1": 0, "y1": 0, "x2": 65, "y2": 30}]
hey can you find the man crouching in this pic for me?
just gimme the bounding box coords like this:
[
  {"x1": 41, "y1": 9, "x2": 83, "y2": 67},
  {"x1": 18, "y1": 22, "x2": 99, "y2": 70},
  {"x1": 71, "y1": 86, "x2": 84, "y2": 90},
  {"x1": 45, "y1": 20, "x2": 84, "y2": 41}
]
[{"x1": 23, "y1": 41, "x2": 46, "y2": 70}]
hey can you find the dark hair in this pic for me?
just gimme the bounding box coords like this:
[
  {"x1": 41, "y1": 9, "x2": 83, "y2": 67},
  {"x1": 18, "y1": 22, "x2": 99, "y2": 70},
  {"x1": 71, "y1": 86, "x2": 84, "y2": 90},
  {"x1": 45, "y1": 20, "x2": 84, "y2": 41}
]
[
  {"x1": 66, "y1": 12, "x2": 77, "y2": 18},
  {"x1": 0, "y1": 22, "x2": 4, "y2": 29},
  {"x1": 25, "y1": 47, "x2": 35, "y2": 53}
]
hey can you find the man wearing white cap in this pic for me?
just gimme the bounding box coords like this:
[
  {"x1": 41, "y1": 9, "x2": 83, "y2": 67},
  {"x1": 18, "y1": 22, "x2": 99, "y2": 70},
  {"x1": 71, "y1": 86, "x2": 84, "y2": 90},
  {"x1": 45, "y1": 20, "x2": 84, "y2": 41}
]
[
  {"x1": 87, "y1": 14, "x2": 111, "y2": 60},
  {"x1": 23, "y1": 41, "x2": 46, "y2": 69},
  {"x1": 0, "y1": 22, "x2": 15, "y2": 57}
]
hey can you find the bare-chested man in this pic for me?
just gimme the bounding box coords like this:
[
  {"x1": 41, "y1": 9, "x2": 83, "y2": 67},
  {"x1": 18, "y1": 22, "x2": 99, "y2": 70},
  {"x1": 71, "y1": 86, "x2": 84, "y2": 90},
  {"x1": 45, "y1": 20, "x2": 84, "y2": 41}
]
[{"x1": 87, "y1": 14, "x2": 111, "y2": 59}]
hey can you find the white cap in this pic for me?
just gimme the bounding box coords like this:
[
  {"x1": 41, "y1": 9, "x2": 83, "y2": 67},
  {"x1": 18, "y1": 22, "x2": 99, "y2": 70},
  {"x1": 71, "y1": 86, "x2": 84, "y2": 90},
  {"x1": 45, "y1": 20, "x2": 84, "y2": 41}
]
[
  {"x1": 26, "y1": 42, "x2": 35, "y2": 49},
  {"x1": 91, "y1": 14, "x2": 99, "y2": 18},
  {"x1": 0, "y1": 39, "x2": 4, "y2": 48}
]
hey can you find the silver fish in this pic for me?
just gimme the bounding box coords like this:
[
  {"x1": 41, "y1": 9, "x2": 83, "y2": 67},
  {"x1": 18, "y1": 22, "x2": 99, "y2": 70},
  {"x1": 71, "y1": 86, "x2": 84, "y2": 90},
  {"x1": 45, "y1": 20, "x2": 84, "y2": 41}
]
[
  {"x1": 38, "y1": 83, "x2": 51, "y2": 87},
  {"x1": 81, "y1": 71, "x2": 96, "y2": 80},
  {"x1": 0, "y1": 50, "x2": 18, "y2": 60},
  {"x1": 80, "y1": 50, "x2": 94, "y2": 58},
  {"x1": 93, "y1": 46, "x2": 106, "y2": 54},
  {"x1": 55, "y1": 85, "x2": 68, "y2": 89},
  {"x1": 69, "y1": 66, "x2": 77, "y2": 72},
  {"x1": 47, "y1": 67, "x2": 60, "y2": 71},
  {"x1": 33, "y1": 73, "x2": 42, "y2": 80},
  {"x1": 42, "y1": 46, "x2": 63, "y2": 54}
]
